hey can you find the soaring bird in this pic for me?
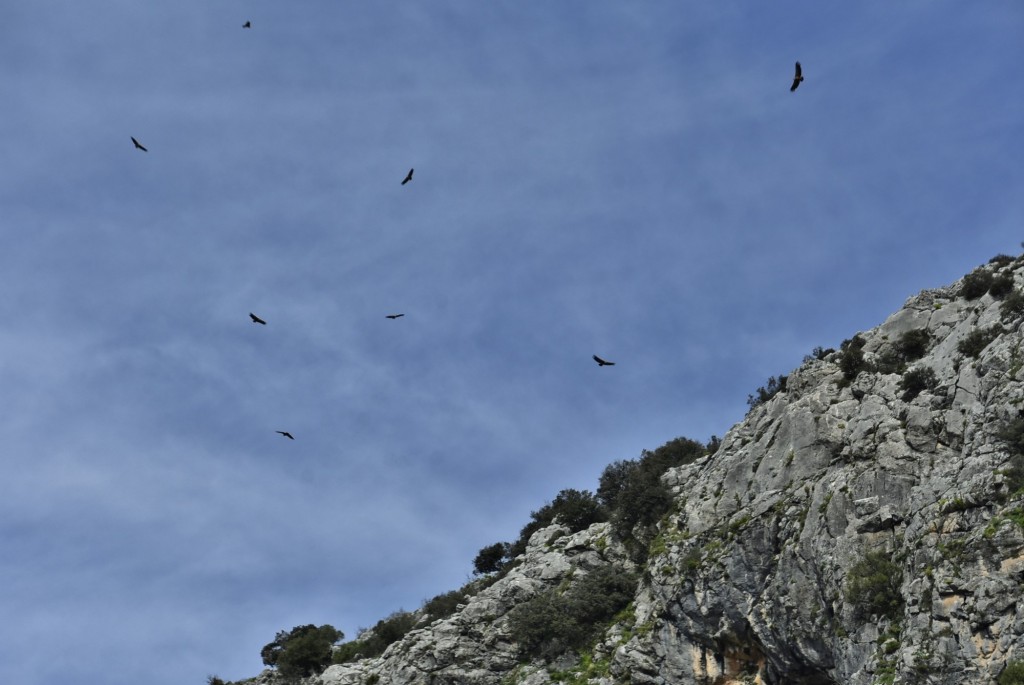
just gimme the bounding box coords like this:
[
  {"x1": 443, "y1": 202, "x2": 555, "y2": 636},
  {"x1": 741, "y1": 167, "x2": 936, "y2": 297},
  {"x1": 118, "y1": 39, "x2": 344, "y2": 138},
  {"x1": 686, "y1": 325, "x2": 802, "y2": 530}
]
[
  {"x1": 276, "y1": 431, "x2": 295, "y2": 440},
  {"x1": 593, "y1": 355, "x2": 616, "y2": 367},
  {"x1": 131, "y1": 136, "x2": 148, "y2": 152},
  {"x1": 385, "y1": 313, "x2": 405, "y2": 319},
  {"x1": 249, "y1": 312, "x2": 267, "y2": 325},
  {"x1": 243, "y1": 21, "x2": 251, "y2": 28},
  {"x1": 790, "y1": 62, "x2": 804, "y2": 92},
  {"x1": 401, "y1": 168, "x2": 414, "y2": 185}
]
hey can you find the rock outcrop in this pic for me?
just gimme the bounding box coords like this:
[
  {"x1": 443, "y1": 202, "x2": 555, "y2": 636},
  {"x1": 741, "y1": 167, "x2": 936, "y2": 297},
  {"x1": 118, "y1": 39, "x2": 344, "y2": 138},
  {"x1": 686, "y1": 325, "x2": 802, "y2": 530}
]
[{"x1": 239, "y1": 257, "x2": 1024, "y2": 685}]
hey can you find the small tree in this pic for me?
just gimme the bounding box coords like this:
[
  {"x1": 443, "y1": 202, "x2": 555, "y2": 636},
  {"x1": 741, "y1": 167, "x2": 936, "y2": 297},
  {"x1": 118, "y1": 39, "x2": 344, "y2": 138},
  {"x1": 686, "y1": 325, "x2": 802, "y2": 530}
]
[
  {"x1": 602, "y1": 437, "x2": 705, "y2": 560},
  {"x1": 598, "y1": 459, "x2": 639, "y2": 511},
  {"x1": 261, "y1": 624, "x2": 343, "y2": 679},
  {"x1": 508, "y1": 488, "x2": 608, "y2": 558},
  {"x1": 839, "y1": 335, "x2": 868, "y2": 381},
  {"x1": 961, "y1": 268, "x2": 994, "y2": 299},
  {"x1": 472, "y1": 542, "x2": 510, "y2": 575},
  {"x1": 747, "y1": 374, "x2": 787, "y2": 408}
]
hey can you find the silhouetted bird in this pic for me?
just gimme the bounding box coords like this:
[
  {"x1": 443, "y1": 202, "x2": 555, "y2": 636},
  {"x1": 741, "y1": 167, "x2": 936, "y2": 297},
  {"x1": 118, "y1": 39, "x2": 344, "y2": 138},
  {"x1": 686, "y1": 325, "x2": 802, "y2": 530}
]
[
  {"x1": 243, "y1": 21, "x2": 251, "y2": 28},
  {"x1": 131, "y1": 137, "x2": 148, "y2": 152},
  {"x1": 593, "y1": 355, "x2": 615, "y2": 367},
  {"x1": 790, "y1": 62, "x2": 804, "y2": 92},
  {"x1": 249, "y1": 312, "x2": 267, "y2": 325},
  {"x1": 276, "y1": 431, "x2": 295, "y2": 440},
  {"x1": 401, "y1": 168, "x2": 414, "y2": 185},
  {"x1": 385, "y1": 314, "x2": 405, "y2": 319}
]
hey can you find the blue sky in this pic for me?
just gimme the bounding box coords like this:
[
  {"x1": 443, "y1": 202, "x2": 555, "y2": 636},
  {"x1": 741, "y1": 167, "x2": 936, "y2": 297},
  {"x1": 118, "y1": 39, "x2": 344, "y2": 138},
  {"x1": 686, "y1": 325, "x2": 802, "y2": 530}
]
[{"x1": 1, "y1": 2, "x2": 1021, "y2": 684}]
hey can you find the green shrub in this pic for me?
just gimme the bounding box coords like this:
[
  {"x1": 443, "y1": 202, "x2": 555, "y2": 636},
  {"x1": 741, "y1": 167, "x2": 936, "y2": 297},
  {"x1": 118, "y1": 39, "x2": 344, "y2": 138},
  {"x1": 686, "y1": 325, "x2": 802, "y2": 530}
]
[
  {"x1": 804, "y1": 346, "x2": 834, "y2": 363},
  {"x1": 1000, "y1": 290, "x2": 1024, "y2": 321},
  {"x1": 990, "y1": 274, "x2": 1015, "y2": 298},
  {"x1": 747, "y1": 374, "x2": 787, "y2": 409},
  {"x1": 958, "y1": 325, "x2": 1003, "y2": 359},
  {"x1": 261, "y1": 625, "x2": 343, "y2": 679},
  {"x1": 877, "y1": 328, "x2": 933, "y2": 375},
  {"x1": 332, "y1": 611, "x2": 416, "y2": 665},
  {"x1": 990, "y1": 254, "x2": 1016, "y2": 267},
  {"x1": 894, "y1": 329, "x2": 931, "y2": 361},
  {"x1": 422, "y1": 588, "x2": 469, "y2": 621},
  {"x1": 472, "y1": 542, "x2": 510, "y2": 575},
  {"x1": 544, "y1": 489, "x2": 607, "y2": 531},
  {"x1": 365, "y1": 610, "x2": 416, "y2": 652},
  {"x1": 507, "y1": 565, "x2": 638, "y2": 658},
  {"x1": 332, "y1": 640, "x2": 363, "y2": 664},
  {"x1": 596, "y1": 460, "x2": 636, "y2": 512},
  {"x1": 839, "y1": 335, "x2": 868, "y2": 381},
  {"x1": 997, "y1": 660, "x2": 1024, "y2": 685},
  {"x1": 598, "y1": 437, "x2": 704, "y2": 560},
  {"x1": 508, "y1": 489, "x2": 607, "y2": 558},
  {"x1": 961, "y1": 268, "x2": 995, "y2": 299},
  {"x1": 846, "y1": 551, "x2": 903, "y2": 620},
  {"x1": 900, "y1": 366, "x2": 937, "y2": 401},
  {"x1": 207, "y1": 677, "x2": 227, "y2": 685}
]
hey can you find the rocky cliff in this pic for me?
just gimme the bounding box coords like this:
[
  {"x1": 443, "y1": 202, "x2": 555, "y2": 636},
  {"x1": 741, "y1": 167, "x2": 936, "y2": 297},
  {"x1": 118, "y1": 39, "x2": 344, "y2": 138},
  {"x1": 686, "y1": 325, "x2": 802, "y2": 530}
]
[{"x1": 241, "y1": 256, "x2": 1024, "y2": 685}]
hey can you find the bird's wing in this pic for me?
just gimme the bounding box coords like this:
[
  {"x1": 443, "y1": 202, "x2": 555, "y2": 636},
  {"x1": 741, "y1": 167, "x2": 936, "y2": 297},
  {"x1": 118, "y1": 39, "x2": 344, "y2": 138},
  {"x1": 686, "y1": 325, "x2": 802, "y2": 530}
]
[
  {"x1": 790, "y1": 79, "x2": 800, "y2": 92},
  {"x1": 795, "y1": 62, "x2": 802, "y2": 77}
]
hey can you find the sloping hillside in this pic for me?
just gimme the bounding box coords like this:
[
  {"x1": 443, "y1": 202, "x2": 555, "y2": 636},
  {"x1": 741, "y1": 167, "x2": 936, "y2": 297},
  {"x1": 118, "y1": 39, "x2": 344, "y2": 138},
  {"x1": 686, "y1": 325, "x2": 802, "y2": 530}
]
[{"x1": 237, "y1": 255, "x2": 1024, "y2": 685}]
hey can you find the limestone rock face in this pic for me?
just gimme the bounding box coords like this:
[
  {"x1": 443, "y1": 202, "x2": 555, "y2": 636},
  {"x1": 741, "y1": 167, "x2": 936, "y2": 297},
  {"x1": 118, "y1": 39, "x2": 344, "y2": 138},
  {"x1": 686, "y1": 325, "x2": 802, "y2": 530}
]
[{"x1": 240, "y1": 258, "x2": 1024, "y2": 685}]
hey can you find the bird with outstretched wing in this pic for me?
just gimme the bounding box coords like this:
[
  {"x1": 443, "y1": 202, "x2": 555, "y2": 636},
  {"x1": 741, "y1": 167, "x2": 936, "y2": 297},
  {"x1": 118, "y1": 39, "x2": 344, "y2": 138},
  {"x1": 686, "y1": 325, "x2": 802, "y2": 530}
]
[
  {"x1": 790, "y1": 62, "x2": 804, "y2": 92},
  {"x1": 401, "y1": 168, "x2": 414, "y2": 185},
  {"x1": 593, "y1": 355, "x2": 615, "y2": 367},
  {"x1": 131, "y1": 136, "x2": 148, "y2": 152},
  {"x1": 276, "y1": 431, "x2": 294, "y2": 440},
  {"x1": 249, "y1": 312, "x2": 267, "y2": 325}
]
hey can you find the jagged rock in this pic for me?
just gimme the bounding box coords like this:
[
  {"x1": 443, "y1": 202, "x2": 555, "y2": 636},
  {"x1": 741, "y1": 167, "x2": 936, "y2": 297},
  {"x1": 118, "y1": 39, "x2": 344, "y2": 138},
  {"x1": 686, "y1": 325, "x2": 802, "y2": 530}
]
[{"x1": 234, "y1": 258, "x2": 1024, "y2": 685}]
